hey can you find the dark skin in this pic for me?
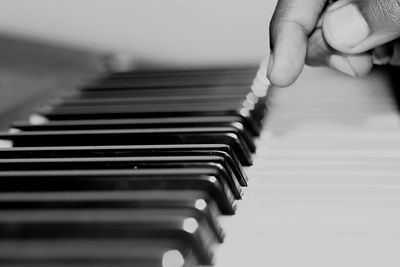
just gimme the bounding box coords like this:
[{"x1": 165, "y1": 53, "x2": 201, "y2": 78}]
[{"x1": 267, "y1": 0, "x2": 400, "y2": 87}]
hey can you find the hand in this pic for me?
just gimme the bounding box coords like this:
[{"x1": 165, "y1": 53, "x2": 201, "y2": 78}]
[{"x1": 267, "y1": 0, "x2": 400, "y2": 87}]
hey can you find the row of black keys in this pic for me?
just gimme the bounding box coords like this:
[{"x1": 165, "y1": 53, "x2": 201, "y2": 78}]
[{"x1": 0, "y1": 67, "x2": 266, "y2": 266}]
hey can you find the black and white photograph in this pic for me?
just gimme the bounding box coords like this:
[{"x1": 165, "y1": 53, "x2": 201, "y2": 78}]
[{"x1": 0, "y1": 0, "x2": 399, "y2": 266}]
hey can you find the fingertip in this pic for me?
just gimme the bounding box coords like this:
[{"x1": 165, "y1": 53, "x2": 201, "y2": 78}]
[
  {"x1": 347, "y1": 54, "x2": 373, "y2": 77},
  {"x1": 329, "y1": 53, "x2": 372, "y2": 77},
  {"x1": 267, "y1": 22, "x2": 307, "y2": 87},
  {"x1": 322, "y1": 3, "x2": 369, "y2": 54},
  {"x1": 267, "y1": 62, "x2": 299, "y2": 87},
  {"x1": 266, "y1": 53, "x2": 293, "y2": 87}
]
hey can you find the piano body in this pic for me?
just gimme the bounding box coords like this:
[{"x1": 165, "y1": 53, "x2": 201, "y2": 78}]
[{"x1": 0, "y1": 1, "x2": 400, "y2": 267}]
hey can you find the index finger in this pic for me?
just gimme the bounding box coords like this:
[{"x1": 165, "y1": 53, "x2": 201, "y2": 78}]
[{"x1": 268, "y1": 0, "x2": 327, "y2": 87}]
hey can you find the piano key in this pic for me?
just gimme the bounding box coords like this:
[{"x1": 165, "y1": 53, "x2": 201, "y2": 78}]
[
  {"x1": 0, "y1": 144, "x2": 244, "y2": 174},
  {"x1": 0, "y1": 147, "x2": 248, "y2": 186},
  {"x1": 43, "y1": 102, "x2": 249, "y2": 111},
  {"x1": 0, "y1": 239, "x2": 196, "y2": 267},
  {"x1": 74, "y1": 86, "x2": 251, "y2": 98},
  {"x1": 90, "y1": 77, "x2": 251, "y2": 88},
  {"x1": 56, "y1": 94, "x2": 249, "y2": 106},
  {"x1": 0, "y1": 156, "x2": 243, "y2": 199},
  {"x1": 102, "y1": 66, "x2": 256, "y2": 80},
  {"x1": 86, "y1": 72, "x2": 254, "y2": 89},
  {"x1": 66, "y1": 89, "x2": 265, "y2": 117},
  {"x1": 14, "y1": 121, "x2": 255, "y2": 152},
  {"x1": 0, "y1": 144, "x2": 236, "y2": 161},
  {"x1": 63, "y1": 85, "x2": 258, "y2": 99},
  {"x1": 52, "y1": 97, "x2": 267, "y2": 126},
  {"x1": 39, "y1": 102, "x2": 262, "y2": 127},
  {"x1": 42, "y1": 104, "x2": 266, "y2": 130},
  {"x1": 0, "y1": 209, "x2": 216, "y2": 265},
  {"x1": 69, "y1": 91, "x2": 264, "y2": 110},
  {"x1": 39, "y1": 107, "x2": 262, "y2": 134},
  {"x1": 102, "y1": 70, "x2": 253, "y2": 79},
  {"x1": 105, "y1": 66, "x2": 256, "y2": 77},
  {"x1": 12, "y1": 116, "x2": 259, "y2": 138},
  {"x1": 0, "y1": 169, "x2": 237, "y2": 214},
  {"x1": 51, "y1": 101, "x2": 265, "y2": 123},
  {"x1": 0, "y1": 128, "x2": 253, "y2": 165},
  {"x1": 0, "y1": 190, "x2": 224, "y2": 242}
]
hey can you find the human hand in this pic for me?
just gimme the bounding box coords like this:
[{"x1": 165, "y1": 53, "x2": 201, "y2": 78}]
[{"x1": 267, "y1": 0, "x2": 400, "y2": 87}]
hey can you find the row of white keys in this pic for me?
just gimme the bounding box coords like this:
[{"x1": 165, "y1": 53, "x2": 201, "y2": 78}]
[{"x1": 214, "y1": 67, "x2": 400, "y2": 267}]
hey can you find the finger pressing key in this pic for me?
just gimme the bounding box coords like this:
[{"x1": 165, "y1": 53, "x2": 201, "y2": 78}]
[{"x1": 268, "y1": 0, "x2": 327, "y2": 87}]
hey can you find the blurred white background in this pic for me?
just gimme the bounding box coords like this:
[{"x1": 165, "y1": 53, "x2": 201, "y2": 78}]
[{"x1": 0, "y1": 0, "x2": 275, "y2": 66}]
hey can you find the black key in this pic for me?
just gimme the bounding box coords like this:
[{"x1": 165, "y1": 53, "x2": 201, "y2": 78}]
[
  {"x1": 42, "y1": 101, "x2": 266, "y2": 131},
  {"x1": 86, "y1": 71, "x2": 254, "y2": 89},
  {"x1": 90, "y1": 77, "x2": 249, "y2": 88},
  {"x1": 0, "y1": 128, "x2": 253, "y2": 165},
  {"x1": 0, "y1": 156, "x2": 243, "y2": 199},
  {"x1": 43, "y1": 102, "x2": 246, "y2": 112},
  {"x1": 0, "y1": 190, "x2": 224, "y2": 242},
  {"x1": 13, "y1": 119, "x2": 256, "y2": 147},
  {"x1": 102, "y1": 66, "x2": 256, "y2": 81},
  {"x1": 24, "y1": 116, "x2": 260, "y2": 139},
  {"x1": 41, "y1": 86, "x2": 265, "y2": 122},
  {"x1": 106, "y1": 66, "x2": 256, "y2": 78},
  {"x1": 0, "y1": 144, "x2": 244, "y2": 175},
  {"x1": 38, "y1": 103, "x2": 263, "y2": 129},
  {"x1": 73, "y1": 86, "x2": 251, "y2": 98},
  {"x1": 39, "y1": 109, "x2": 262, "y2": 135},
  {"x1": 0, "y1": 147, "x2": 247, "y2": 186},
  {"x1": 56, "y1": 95, "x2": 247, "y2": 107},
  {"x1": 0, "y1": 239, "x2": 197, "y2": 267},
  {"x1": 0, "y1": 208, "x2": 216, "y2": 265},
  {"x1": 12, "y1": 116, "x2": 259, "y2": 137},
  {"x1": 0, "y1": 169, "x2": 236, "y2": 214},
  {"x1": 57, "y1": 92, "x2": 247, "y2": 104}
]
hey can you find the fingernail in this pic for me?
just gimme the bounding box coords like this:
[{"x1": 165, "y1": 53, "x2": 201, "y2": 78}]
[
  {"x1": 329, "y1": 55, "x2": 357, "y2": 77},
  {"x1": 324, "y1": 4, "x2": 369, "y2": 49}
]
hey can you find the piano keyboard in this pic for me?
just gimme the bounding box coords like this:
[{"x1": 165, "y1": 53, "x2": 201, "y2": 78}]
[
  {"x1": 0, "y1": 65, "x2": 268, "y2": 266},
  {"x1": 2, "y1": 58, "x2": 400, "y2": 267}
]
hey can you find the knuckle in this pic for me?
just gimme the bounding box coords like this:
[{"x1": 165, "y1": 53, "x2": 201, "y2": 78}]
[{"x1": 269, "y1": 0, "x2": 318, "y2": 36}]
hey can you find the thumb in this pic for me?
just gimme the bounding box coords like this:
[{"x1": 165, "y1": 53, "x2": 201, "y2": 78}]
[{"x1": 322, "y1": 0, "x2": 400, "y2": 54}]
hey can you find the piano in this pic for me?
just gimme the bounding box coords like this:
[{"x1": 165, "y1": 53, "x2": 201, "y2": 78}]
[{"x1": 1, "y1": 34, "x2": 400, "y2": 267}]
